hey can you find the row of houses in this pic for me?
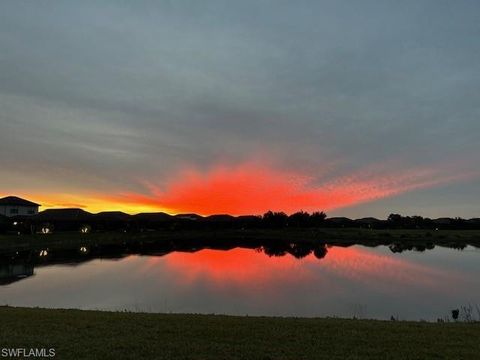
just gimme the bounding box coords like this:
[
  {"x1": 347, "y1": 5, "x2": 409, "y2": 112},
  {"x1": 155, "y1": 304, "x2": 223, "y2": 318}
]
[{"x1": 1, "y1": 196, "x2": 479, "y2": 234}]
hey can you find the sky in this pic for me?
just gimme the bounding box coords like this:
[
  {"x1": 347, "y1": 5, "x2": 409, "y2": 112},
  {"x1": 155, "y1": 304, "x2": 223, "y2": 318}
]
[{"x1": 0, "y1": 0, "x2": 479, "y2": 218}]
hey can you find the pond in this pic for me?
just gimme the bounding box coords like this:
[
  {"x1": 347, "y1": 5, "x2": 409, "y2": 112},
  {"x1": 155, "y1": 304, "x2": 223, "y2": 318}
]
[{"x1": 1, "y1": 244, "x2": 479, "y2": 321}]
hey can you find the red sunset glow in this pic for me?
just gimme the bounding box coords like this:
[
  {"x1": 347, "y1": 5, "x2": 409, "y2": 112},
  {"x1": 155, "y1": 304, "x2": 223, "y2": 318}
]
[{"x1": 97, "y1": 162, "x2": 473, "y2": 215}]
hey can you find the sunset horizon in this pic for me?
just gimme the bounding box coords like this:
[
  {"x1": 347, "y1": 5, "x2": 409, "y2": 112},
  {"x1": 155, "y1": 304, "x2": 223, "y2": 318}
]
[
  {"x1": 1, "y1": 1, "x2": 479, "y2": 358},
  {"x1": 2, "y1": 157, "x2": 478, "y2": 217},
  {"x1": 1, "y1": 2, "x2": 479, "y2": 220}
]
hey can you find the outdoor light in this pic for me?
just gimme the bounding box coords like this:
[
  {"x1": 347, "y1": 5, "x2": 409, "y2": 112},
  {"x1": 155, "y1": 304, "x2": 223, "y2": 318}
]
[{"x1": 80, "y1": 225, "x2": 91, "y2": 234}]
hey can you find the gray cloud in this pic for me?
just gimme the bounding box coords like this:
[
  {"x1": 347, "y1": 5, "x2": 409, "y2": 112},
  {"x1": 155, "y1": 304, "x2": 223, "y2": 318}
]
[{"x1": 0, "y1": 0, "x2": 479, "y2": 216}]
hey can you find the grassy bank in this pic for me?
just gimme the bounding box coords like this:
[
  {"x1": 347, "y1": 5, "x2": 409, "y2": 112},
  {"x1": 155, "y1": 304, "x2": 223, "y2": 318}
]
[
  {"x1": 0, "y1": 307, "x2": 479, "y2": 359},
  {"x1": 1, "y1": 228, "x2": 480, "y2": 253}
]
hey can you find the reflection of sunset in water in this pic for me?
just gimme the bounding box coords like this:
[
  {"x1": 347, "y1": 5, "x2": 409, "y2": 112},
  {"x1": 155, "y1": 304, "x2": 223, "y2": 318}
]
[
  {"x1": 321, "y1": 247, "x2": 464, "y2": 290},
  {"x1": 141, "y1": 246, "x2": 465, "y2": 293},
  {"x1": 2, "y1": 245, "x2": 479, "y2": 320},
  {"x1": 161, "y1": 248, "x2": 311, "y2": 284}
]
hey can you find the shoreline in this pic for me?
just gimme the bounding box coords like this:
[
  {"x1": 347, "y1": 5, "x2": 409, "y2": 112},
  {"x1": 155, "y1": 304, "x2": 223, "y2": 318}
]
[
  {"x1": 1, "y1": 228, "x2": 480, "y2": 252},
  {"x1": 0, "y1": 305, "x2": 468, "y2": 323}
]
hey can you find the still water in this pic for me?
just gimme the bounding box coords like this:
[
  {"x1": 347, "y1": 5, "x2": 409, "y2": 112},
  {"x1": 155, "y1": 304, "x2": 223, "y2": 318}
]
[{"x1": 1, "y1": 245, "x2": 479, "y2": 320}]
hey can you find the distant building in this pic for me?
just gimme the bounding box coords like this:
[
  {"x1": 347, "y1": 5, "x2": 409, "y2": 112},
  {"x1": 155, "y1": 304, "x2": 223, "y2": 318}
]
[
  {"x1": 0, "y1": 196, "x2": 40, "y2": 217},
  {"x1": 354, "y1": 217, "x2": 384, "y2": 228},
  {"x1": 432, "y1": 218, "x2": 453, "y2": 225},
  {"x1": 33, "y1": 208, "x2": 93, "y2": 233},
  {"x1": 325, "y1": 217, "x2": 355, "y2": 227}
]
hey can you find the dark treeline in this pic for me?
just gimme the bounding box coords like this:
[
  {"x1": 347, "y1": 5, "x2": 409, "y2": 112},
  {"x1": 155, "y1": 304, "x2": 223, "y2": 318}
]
[{"x1": 1, "y1": 209, "x2": 480, "y2": 235}]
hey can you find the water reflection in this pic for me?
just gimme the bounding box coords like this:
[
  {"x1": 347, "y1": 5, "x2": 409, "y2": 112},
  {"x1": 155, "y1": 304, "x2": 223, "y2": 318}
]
[
  {"x1": 0, "y1": 240, "x2": 331, "y2": 286},
  {"x1": 0, "y1": 263, "x2": 34, "y2": 285},
  {"x1": 0, "y1": 240, "x2": 479, "y2": 320}
]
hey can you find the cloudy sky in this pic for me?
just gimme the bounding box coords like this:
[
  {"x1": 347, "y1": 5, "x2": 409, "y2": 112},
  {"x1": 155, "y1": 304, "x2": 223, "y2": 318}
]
[{"x1": 1, "y1": 1, "x2": 479, "y2": 217}]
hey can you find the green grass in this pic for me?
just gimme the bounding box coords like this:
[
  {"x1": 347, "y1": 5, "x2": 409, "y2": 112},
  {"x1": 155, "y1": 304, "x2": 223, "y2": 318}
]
[{"x1": 0, "y1": 307, "x2": 479, "y2": 359}]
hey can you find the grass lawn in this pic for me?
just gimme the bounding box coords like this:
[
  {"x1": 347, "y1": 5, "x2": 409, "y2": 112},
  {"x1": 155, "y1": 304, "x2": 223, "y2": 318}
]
[{"x1": 0, "y1": 307, "x2": 479, "y2": 359}]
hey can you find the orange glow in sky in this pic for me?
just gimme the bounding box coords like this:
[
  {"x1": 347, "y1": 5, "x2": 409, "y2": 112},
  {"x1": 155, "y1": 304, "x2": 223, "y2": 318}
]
[
  {"x1": 1, "y1": 193, "x2": 171, "y2": 214},
  {"x1": 5, "y1": 161, "x2": 474, "y2": 215},
  {"x1": 98, "y1": 162, "x2": 471, "y2": 215}
]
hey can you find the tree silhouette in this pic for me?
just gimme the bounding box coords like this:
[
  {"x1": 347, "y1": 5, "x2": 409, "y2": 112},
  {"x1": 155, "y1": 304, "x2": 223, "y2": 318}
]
[
  {"x1": 262, "y1": 243, "x2": 288, "y2": 257},
  {"x1": 262, "y1": 211, "x2": 288, "y2": 228},
  {"x1": 288, "y1": 243, "x2": 312, "y2": 259},
  {"x1": 288, "y1": 211, "x2": 310, "y2": 227},
  {"x1": 311, "y1": 211, "x2": 327, "y2": 226},
  {"x1": 313, "y1": 245, "x2": 328, "y2": 259}
]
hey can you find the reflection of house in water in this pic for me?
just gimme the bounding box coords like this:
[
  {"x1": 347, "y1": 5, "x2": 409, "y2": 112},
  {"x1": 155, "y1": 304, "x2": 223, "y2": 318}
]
[
  {"x1": 0, "y1": 237, "x2": 334, "y2": 288},
  {"x1": 0, "y1": 247, "x2": 130, "y2": 287},
  {"x1": 0, "y1": 263, "x2": 34, "y2": 285}
]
